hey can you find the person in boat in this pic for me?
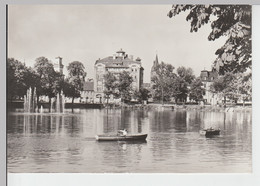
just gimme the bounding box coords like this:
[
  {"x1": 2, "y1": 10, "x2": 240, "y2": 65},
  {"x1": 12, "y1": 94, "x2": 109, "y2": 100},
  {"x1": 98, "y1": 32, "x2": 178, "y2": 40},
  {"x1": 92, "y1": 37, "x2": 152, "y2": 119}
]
[{"x1": 118, "y1": 129, "x2": 128, "y2": 136}]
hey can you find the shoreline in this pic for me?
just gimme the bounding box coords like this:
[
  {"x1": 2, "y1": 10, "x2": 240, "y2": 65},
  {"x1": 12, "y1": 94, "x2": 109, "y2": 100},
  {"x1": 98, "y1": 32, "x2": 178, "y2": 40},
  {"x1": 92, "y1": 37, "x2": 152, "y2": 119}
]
[
  {"x1": 120, "y1": 103, "x2": 252, "y2": 112},
  {"x1": 8, "y1": 101, "x2": 252, "y2": 112}
]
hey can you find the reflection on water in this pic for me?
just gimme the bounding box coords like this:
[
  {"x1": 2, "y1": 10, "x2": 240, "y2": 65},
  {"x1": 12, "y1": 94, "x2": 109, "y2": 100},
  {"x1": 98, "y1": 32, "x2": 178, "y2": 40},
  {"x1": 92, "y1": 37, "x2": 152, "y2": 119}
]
[{"x1": 7, "y1": 109, "x2": 251, "y2": 173}]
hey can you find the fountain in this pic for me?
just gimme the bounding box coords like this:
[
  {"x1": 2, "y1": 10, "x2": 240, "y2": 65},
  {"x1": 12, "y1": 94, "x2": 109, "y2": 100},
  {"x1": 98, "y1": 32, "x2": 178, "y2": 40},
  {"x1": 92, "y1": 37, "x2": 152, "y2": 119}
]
[
  {"x1": 24, "y1": 87, "x2": 37, "y2": 113},
  {"x1": 23, "y1": 87, "x2": 65, "y2": 113},
  {"x1": 55, "y1": 91, "x2": 65, "y2": 113},
  {"x1": 56, "y1": 93, "x2": 60, "y2": 113},
  {"x1": 50, "y1": 98, "x2": 54, "y2": 113},
  {"x1": 40, "y1": 105, "x2": 43, "y2": 113},
  {"x1": 61, "y1": 90, "x2": 65, "y2": 113}
]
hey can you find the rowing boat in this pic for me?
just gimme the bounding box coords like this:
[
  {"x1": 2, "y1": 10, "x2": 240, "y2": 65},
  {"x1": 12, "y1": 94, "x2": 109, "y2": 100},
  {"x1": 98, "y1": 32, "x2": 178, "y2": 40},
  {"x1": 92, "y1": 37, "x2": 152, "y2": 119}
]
[
  {"x1": 200, "y1": 128, "x2": 220, "y2": 136},
  {"x1": 95, "y1": 134, "x2": 148, "y2": 141}
]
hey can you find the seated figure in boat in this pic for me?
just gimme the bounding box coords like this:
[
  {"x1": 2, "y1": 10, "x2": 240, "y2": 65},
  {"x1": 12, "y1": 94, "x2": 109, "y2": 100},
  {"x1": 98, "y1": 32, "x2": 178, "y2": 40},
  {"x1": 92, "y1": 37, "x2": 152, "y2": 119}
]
[{"x1": 118, "y1": 129, "x2": 128, "y2": 136}]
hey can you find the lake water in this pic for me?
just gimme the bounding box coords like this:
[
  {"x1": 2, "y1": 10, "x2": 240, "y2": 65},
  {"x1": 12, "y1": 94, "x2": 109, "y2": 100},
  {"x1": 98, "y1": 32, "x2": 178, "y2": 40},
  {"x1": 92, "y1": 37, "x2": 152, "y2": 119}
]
[{"x1": 7, "y1": 108, "x2": 252, "y2": 173}]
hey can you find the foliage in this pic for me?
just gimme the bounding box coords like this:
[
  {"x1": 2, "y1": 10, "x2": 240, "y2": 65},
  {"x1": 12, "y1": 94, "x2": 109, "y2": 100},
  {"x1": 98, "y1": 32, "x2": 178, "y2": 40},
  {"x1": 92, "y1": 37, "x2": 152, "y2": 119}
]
[
  {"x1": 189, "y1": 78, "x2": 205, "y2": 103},
  {"x1": 173, "y1": 67, "x2": 195, "y2": 102},
  {"x1": 168, "y1": 5, "x2": 251, "y2": 74},
  {"x1": 34, "y1": 57, "x2": 62, "y2": 100},
  {"x1": 66, "y1": 61, "x2": 87, "y2": 103},
  {"x1": 103, "y1": 71, "x2": 134, "y2": 103},
  {"x1": 133, "y1": 87, "x2": 151, "y2": 103},
  {"x1": 103, "y1": 72, "x2": 119, "y2": 98},
  {"x1": 210, "y1": 72, "x2": 237, "y2": 101},
  {"x1": 67, "y1": 61, "x2": 87, "y2": 79},
  {"x1": 210, "y1": 72, "x2": 251, "y2": 104},
  {"x1": 63, "y1": 78, "x2": 80, "y2": 99},
  {"x1": 118, "y1": 71, "x2": 133, "y2": 103},
  {"x1": 232, "y1": 72, "x2": 252, "y2": 103},
  {"x1": 151, "y1": 62, "x2": 176, "y2": 104},
  {"x1": 7, "y1": 58, "x2": 36, "y2": 100},
  {"x1": 176, "y1": 66, "x2": 195, "y2": 84}
]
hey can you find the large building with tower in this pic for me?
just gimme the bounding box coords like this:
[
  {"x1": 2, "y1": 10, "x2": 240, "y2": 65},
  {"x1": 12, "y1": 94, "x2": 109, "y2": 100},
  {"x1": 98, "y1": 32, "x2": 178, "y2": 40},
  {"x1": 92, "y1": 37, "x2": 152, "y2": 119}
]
[{"x1": 94, "y1": 49, "x2": 144, "y2": 103}]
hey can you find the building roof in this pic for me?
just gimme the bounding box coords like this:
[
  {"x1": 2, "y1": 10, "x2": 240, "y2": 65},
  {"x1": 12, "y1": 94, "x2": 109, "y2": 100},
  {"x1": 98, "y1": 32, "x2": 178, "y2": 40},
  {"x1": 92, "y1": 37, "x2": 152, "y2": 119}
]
[
  {"x1": 83, "y1": 81, "x2": 94, "y2": 91},
  {"x1": 116, "y1": 48, "x2": 125, "y2": 53},
  {"x1": 95, "y1": 56, "x2": 142, "y2": 67}
]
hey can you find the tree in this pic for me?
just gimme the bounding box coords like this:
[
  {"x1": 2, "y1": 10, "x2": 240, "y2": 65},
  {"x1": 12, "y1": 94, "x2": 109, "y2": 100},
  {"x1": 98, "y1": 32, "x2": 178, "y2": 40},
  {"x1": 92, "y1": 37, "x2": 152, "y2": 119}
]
[
  {"x1": 151, "y1": 62, "x2": 176, "y2": 104},
  {"x1": 168, "y1": 5, "x2": 251, "y2": 74},
  {"x1": 173, "y1": 67, "x2": 195, "y2": 103},
  {"x1": 66, "y1": 61, "x2": 86, "y2": 103},
  {"x1": 7, "y1": 58, "x2": 25, "y2": 100},
  {"x1": 233, "y1": 72, "x2": 252, "y2": 106},
  {"x1": 63, "y1": 78, "x2": 79, "y2": 101},
  {"x1": 7, "y1": 58, "x2": 36, "y2": 101},
  {"x1": 118, "y1": 71, "x2": 133, "y2": 103},
  {"x1": 177, "y1": 66, "x2": 195, "y2": 84},
  {"x1": 104, "y1": 72, "x2": 119, "y2": 99},
  {"x1": 34, "y1": 57, "x2": 62, "y2": 108},
  {"x1": 189, "y1": 78, "x2": 205, "y2": 103},
  {"x1": 210, "y1": 72, "x2": 237, "y2": 103},
  {"x1": 133, "y1": 87, "x2": 151, "y2": 103}
]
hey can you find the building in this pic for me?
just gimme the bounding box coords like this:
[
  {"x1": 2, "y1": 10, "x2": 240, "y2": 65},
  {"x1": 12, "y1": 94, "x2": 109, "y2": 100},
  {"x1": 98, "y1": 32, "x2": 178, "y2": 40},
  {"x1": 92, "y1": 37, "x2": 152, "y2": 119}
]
[
  {"x1": 200, "y1": 69, "x2": 219, "y2": 105},
  {"x1": 81, "y1": 79, "x2": 95, "y2": 103},
  {"x1": 94, "y1": 49, "x2": 144, "y2": 103},
  {"x1": 53, "y1": 56, "x2": 64, "y2": 75}
]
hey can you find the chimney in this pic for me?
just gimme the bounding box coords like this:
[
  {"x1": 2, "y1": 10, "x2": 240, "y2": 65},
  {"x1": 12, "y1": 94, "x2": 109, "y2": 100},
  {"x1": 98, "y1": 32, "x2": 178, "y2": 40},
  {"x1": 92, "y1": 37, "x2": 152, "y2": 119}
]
[{"x1": 113, "y1": 54, "x2": 116, "y2": 60}]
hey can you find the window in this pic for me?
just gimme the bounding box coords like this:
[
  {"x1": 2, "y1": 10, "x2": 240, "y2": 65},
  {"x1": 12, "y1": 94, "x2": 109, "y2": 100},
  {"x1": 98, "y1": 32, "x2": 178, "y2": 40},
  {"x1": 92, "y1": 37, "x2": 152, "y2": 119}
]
[
  {"x1": 97, "y1": 86, "x2": 102, "y2": 92},
  {"x1": 97, "y1": 81, "x2": 102, "y2": 86}
]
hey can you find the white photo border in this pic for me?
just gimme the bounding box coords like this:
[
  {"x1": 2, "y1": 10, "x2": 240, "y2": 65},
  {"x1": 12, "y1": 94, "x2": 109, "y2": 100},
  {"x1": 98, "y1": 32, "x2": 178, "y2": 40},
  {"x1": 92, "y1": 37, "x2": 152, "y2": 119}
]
[{"x1": 1, "y1": 1, "x2": 260, "y2": 186}]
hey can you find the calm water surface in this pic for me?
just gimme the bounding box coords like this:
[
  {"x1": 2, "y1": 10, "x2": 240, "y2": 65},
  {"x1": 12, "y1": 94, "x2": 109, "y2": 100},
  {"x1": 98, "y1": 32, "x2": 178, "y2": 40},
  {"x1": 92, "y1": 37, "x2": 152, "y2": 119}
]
[{"x1": 7, "y1": 108, "x2": 252, "y2": 173}]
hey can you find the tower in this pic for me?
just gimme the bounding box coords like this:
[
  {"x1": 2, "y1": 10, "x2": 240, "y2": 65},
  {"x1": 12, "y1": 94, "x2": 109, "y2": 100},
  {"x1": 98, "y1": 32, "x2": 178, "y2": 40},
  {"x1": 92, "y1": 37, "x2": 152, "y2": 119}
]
[
  {"x1": 151, "y1": 54, "x2": 159, "y2": 83},
  {"x1": 54, "y1": 56, "x2": 64, "y2": 75}
]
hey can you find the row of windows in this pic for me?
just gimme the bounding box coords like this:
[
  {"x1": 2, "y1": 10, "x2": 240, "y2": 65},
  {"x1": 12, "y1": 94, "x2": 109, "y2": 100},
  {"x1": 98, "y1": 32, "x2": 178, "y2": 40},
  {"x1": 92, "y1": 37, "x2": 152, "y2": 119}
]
[
  {"x1": 203, "y1": 77, "x2": 215, "y2": 81},
  {"x1": 97, "y1": 86, "x2": 103, "y2": 92}
]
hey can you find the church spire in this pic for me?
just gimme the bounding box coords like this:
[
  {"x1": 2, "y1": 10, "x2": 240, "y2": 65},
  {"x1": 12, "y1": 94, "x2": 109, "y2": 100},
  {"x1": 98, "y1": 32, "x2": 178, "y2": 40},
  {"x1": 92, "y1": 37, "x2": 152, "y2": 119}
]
[
  {"x1": 154, "y1": 54, "x2": 159, "y2": 65},
  {"x1": 151, "y1": 53, "x2": 159, "y2": 73}
]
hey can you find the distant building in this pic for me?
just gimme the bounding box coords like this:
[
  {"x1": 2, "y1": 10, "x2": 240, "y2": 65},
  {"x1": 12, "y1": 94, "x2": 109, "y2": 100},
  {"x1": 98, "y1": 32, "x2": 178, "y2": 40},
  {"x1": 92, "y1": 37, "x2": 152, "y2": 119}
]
[
  {"x1": 81, "y1": 80, "x2": 94, "y2": 103},
  {"x1": 200, "y1": 69, "x2": 219, "y2": 105},
  {"x1": 94, "y1": 49, "x2": 144, "y2": 103},
  {"x1": 53, "y1": 56, "x2": 64, "y2": 75}
]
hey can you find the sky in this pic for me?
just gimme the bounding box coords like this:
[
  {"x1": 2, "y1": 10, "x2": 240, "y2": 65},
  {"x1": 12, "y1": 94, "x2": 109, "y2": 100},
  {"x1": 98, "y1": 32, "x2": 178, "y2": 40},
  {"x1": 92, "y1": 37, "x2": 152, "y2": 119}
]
[{"x1": 8, "y1": 5, "x2": 227, "y2": 83}]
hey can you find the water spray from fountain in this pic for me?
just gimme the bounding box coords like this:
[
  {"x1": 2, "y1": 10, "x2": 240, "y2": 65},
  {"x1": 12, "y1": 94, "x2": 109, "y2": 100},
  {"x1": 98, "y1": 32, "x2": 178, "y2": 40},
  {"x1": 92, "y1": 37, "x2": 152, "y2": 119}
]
[
  {"x1": 55, "y1": 90, "x2": 65, "y2": 113},
  {"x1": 24, "y1": 87, "x2": 37, "y2": 113},
  {"x1": 24, "y1": 87, "x2": 65, "y2": 113}
]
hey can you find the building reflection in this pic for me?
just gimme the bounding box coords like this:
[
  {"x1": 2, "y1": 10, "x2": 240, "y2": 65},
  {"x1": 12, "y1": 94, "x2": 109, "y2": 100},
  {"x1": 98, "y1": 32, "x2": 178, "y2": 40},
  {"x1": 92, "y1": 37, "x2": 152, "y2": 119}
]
[{"x1": 100, "y1": 109, "x2": 149, "y2": 135}]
